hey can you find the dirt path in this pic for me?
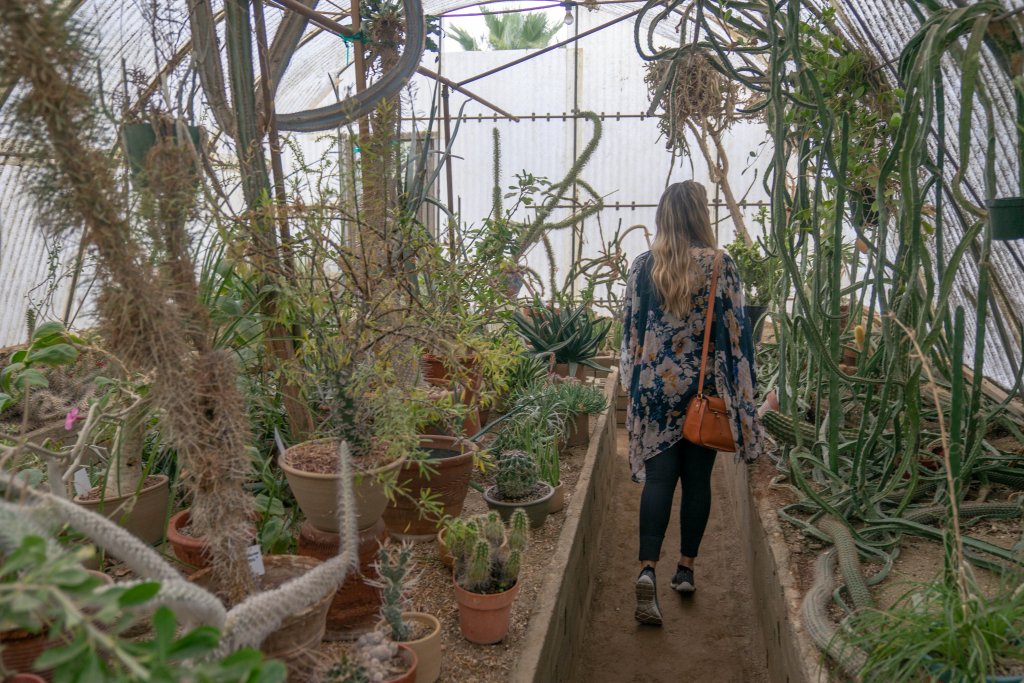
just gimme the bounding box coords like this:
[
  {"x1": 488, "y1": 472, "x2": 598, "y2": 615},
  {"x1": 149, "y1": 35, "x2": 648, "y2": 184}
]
[{"x1": 578, "y1": 431, "x2": 770, "y2": 683}]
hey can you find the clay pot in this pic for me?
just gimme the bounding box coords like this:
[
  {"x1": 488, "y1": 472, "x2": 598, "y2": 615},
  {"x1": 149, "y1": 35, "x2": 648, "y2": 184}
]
[
  {"x1": 8, "y1": 674, "x2": 48, "y2": 683},
  {"x1": 190, "y1": 555, "x2": 331, "y2": 672},
  {"x1": 280, "y1": 439, "x2": 403, "y2": 532},
  {"x1": 565, "y1": 412, "x2": 591, "y2": 449},
  {"x1": 436, "y1": 528, "x2": 454, "y2": 570},
  {"x1": 382, "y1": 435, "x2": 478, "y2": 541},
  {"x1": 547, "y1": 480, "x2": 565, "y2": 514},
  {"x1": 166, "y1": 509, "x2": 257, "y2": 570},
  {"x1": 483, "y1": 482, "x2": 554, "y2": 529},
  {"x1": 376, "y1": 612, "x2": 441, "y2": 683},
  {"x1": 297, "y1": 519, "x2": 387, "y2": 640},
  {"x1": 0, "y1": 629, "x2": 48, "y2": 678},
  {"x1": 73, "y1": 474, "x2": 170, "y2": 546},
  {"x1": 453, "y1": 579, "x2": 520, "y2": 645},
  {"x1": 388, "y1": 644, "x2": 419, "y2": 683}
]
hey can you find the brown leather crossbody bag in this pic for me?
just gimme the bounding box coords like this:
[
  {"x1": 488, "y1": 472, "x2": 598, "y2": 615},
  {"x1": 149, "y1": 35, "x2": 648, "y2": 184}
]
[{"x1": 682, "y1": 251, "x2": 737, "y2": 453}]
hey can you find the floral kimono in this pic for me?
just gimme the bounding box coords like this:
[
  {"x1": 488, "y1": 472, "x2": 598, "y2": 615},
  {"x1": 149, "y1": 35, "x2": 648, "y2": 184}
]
[{"x1": 619, "y1": 248, "x2": 764, "y2": 481}]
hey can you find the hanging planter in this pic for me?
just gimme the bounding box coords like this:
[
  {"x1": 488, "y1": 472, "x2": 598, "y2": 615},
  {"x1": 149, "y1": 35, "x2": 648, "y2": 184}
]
[
  {"x1": 987, "y1": 197, "x2": 1024, "y2": 241},
  {"x1": 122, "y1": 122, "x2": 201, "y2": 183}
]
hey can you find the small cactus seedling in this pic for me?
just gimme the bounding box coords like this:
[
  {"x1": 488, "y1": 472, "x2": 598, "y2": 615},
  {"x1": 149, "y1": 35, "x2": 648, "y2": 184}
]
[{"x1": 495, "y1": 449, "x2": 540, "y2": 499}]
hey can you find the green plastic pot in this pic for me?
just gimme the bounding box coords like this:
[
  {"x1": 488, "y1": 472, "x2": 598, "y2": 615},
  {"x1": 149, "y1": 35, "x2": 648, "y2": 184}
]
[
  {"x1": 123, "y1": 122, "x2": 201, "y2": 180},
  {"x1": 987, "y1": 197, "x2": 1024, "y2": 241}
]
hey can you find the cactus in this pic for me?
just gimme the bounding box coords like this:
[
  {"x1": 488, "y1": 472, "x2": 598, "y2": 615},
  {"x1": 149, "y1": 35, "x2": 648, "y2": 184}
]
[
  {"x1": 372, "y1": 542, "x2": 416, "y2": 642},
  {"x1": 508, "y1": 509, "x2": 528, "y2": 552},
  {"x1": 451, "y1": 511, "x2": 529, "y2": 594},
  {"x1": 496, "y1": 449, "x2": 540, "y2": 500},
  {"x1": 467, "y1": 538, "x2": 493, "y2": 592},
  {"x1": 326, "y1": 630, "x2": 403, "y2": 683}
]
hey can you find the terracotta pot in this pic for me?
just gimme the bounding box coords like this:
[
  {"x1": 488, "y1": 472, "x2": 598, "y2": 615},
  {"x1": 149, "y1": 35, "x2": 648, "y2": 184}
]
[
  {"x1": 382, "y1": 435, "x2": 478, "y2": 541},
  {"x1": 388, "y1": 644, "x2": 418, "y2": 683},
  {"x1": 166, "y1": 509, "x2": 208, "y2": 569},
  {"x1": 297, "y1": 519, "x2": 387, "y2": 640},
  {"x1": 73, "y1": 474, "x2": 170, "y2": 545},
  {"x1": 436, "y1": 528, "x2": 455, "y2": 570},
  {"x1": 547, "y1": 480, "x2": 565, "y2": 514},
  {"x1": 280, "y1": 439, "x2": 403, "y2": 532},
  {"x1": 453, "y1": 579, "x2": 520, "y2": 644},
  {"x1": 565, "y1": 412, "x2": 591, "y2": 449},
  {"x1": 190, "y1": 555, "x2": 331, "y2": 672},
  {"x1": 8, "y1": 674, "x2": 48, "y2": 683},
  {"x1": 0, "y1": 629, "x2": 48, "y2": 678},
  {"x1": 483, "y1": 482, "x2": 554, "y2": 529},
  {"x1": 376, "y1": 612, "x2": 441, "y2": 683}
]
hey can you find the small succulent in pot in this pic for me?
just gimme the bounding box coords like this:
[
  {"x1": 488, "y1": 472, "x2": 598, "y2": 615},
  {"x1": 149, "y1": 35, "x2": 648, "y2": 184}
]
[
  {"x1": 495, "y1": 450, "x2": 541, "y2": 500},
  {"x1": 325, "y1": 630, "x2": 415, "y2": 683}
]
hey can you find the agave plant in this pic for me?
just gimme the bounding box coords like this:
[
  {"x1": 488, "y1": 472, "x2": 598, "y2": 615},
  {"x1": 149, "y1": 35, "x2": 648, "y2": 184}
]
[{"x1": 513, "y1": 301, "x2": 611, "y2": 377}]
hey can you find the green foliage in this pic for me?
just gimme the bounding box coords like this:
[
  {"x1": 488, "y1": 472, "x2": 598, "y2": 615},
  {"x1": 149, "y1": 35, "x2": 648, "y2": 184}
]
[
  {"x1": 513, "y1": 302, "x2": 611, "y2": 376},
  {"x1": 847, "y1": 574, "x2": 1024, "y2": 682},
  {"x1": 725, "y1": 227, "x2": 781, "y2": 307},
  {"x1": 0, "y1": 535, "x2": 284, "y2": 682},
  {"x1": 0, "y1": 321, "x2": 82, "y2": 413},
  {"x1": 495, "y1": 449, "x2": 539, "y2": 500},
  {"x1": 553, "y1": 380, "x2": 607, "y2": 417},
  {"x1": 451, "y1": 511, "x2": 528, "y2": 593},
  {"x1": 449, "y1": 9, "x2": 562, "y2": 51}
]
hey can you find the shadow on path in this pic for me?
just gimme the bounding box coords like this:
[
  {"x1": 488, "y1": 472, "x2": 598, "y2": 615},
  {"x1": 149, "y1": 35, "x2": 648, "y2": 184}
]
[{"x1": 578, "y1": 430, "x2": 770, "y2": 683}]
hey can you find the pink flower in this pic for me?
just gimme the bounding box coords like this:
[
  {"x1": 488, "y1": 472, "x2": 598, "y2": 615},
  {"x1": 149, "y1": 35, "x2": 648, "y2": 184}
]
[{"x1": 64, "y1": 407, "x2": 84, "y2": 431}]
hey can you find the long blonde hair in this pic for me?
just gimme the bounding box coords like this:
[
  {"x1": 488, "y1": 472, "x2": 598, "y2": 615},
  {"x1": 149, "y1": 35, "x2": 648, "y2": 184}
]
[{"x1": 650, "y1": 181, "x2": 717, "y2": 318}]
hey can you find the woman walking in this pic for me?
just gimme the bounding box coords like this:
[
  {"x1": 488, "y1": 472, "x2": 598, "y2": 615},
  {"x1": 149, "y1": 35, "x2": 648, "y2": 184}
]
[{"x1": 619, "y1": 181, "x2": 764, "y2": 626}]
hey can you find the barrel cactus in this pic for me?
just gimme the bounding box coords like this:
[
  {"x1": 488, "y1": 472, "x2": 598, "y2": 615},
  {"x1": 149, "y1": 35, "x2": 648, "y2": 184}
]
[{"x1": 496, "y1": 449, "x2": 540, "y2": 499}]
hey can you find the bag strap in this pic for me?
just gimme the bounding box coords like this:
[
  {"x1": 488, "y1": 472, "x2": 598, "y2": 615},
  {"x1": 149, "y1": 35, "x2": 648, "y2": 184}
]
[{"x1": 696, "y1": 251, "x2": 722, "y2": 398}]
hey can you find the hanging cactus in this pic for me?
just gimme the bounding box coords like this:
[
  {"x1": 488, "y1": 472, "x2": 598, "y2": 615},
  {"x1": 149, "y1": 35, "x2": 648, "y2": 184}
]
[{"x1": 496, "y1": 449, "x2": 540, "y2": 499}]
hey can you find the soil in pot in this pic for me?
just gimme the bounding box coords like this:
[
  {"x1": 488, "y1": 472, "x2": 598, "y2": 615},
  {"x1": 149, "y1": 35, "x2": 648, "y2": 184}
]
[
  {"x1": 189, "y1": 555, "x2": 331, "y2": 673},
  {"x1": 483, "y1": 482, "x2": 554, "y2": 529},
  {"x1": 281, "y1": 439, "x2": 402, "y2": 533},
  {"x1": 376, "y1": 612, "x2": 442, "y2": 683},
  {"x1": 453, "y1": 579, "x2": 520, "y2": 645},
  {"x1": 297, "y1": 519, "x2": 387, "y2": 641},
  {"x1": 382, "y1": 435, "x2": 477, "y2": 541},
  {"x1": 73, "y1": 474, "x2": 170, "y2": 546}
]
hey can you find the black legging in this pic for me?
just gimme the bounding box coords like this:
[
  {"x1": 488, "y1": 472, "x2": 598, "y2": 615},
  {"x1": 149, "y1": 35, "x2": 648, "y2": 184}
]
[{"x1": 638, "y1": 439, "x2": 718, "y2": 562}]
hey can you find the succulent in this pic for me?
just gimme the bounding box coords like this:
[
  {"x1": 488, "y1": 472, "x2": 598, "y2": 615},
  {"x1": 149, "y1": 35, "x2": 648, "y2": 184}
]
[
  {"x1": 513, "y1": 301, "x2": 611, "y2": 376},
  {"x1": 371, "y1": 542, "x2": 416, "y2": 642},
  {"x1": 451, "y1": 509, "x2": 529, "y2": 593},
  {"x1": 326, "y1": 631, "x2": 405, "y2": 683},
  {"x1": 495, "y1": 449, "x2": 540, "y2": 500}
]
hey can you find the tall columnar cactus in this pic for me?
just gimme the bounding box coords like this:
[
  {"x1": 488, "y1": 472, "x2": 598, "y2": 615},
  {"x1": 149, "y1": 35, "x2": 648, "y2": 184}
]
[{"x1": 495, "y1": 449, "x2": 540, "y2": 499}]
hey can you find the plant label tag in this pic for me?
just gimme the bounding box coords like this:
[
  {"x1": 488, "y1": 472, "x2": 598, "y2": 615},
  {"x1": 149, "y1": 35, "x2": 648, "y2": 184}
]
[
  {"x1": 246, "y1": 544, "x2": 265, "y2": 576},
  {"x1": 73, "y1": 468, "x2": 91, "y2": 497}
]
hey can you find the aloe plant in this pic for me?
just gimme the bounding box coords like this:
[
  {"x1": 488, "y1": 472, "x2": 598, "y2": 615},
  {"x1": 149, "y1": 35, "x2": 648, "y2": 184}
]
[{"x1": 513, "y1": 302, "x2": 611, "y2": 377}]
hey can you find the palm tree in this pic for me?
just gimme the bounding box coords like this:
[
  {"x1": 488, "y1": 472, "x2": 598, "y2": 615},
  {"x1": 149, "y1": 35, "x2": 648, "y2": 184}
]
[{"x1": 449, "y1": 8, "x2": 563, "y2": 51}]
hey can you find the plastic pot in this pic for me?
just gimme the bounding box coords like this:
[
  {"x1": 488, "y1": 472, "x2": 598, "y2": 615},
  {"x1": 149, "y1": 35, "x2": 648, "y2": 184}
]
[
  {"x1": 73, "y1": 474, "x2": 170, "y2": 545},
  {"x1": 483, "y1": 482, "x2": 554, "y2": 529},
  {"x1": 123, "y1": 122, "x2": 201, "y2": 180},
  {"x1": 453, "y1": 579, "x2": 520, "y2": 645},
  {"x1": 376, "y1": 612, "x2": 441, "y2": 683},
  {"x1": 987, "y1": 197, "x2": 1024, "y2": 241}
]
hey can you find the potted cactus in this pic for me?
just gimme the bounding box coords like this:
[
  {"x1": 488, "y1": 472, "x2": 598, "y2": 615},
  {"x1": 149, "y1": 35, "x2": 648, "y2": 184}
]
[
  {"x1": 324, "y1": 630, "x2": 418, "y2": 683},
  {"x1": 450, "y1": 510, "x2": 528, "y2": 644},
  {"x1": 371, "y1": 542, "x2": 443, "y2": 683},
  {"x1": 482, "y1": 450, "x2": 554, "y2": 528}
]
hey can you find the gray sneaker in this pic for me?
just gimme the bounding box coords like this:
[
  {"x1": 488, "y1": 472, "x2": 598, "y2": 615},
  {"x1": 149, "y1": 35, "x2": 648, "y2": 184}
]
[
  {"x1": 670, "y1": 565, "x2": 695, "y2": 593},
  {"x1": 634, "y1": 568, "x2": 662, "y2": 625}
]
